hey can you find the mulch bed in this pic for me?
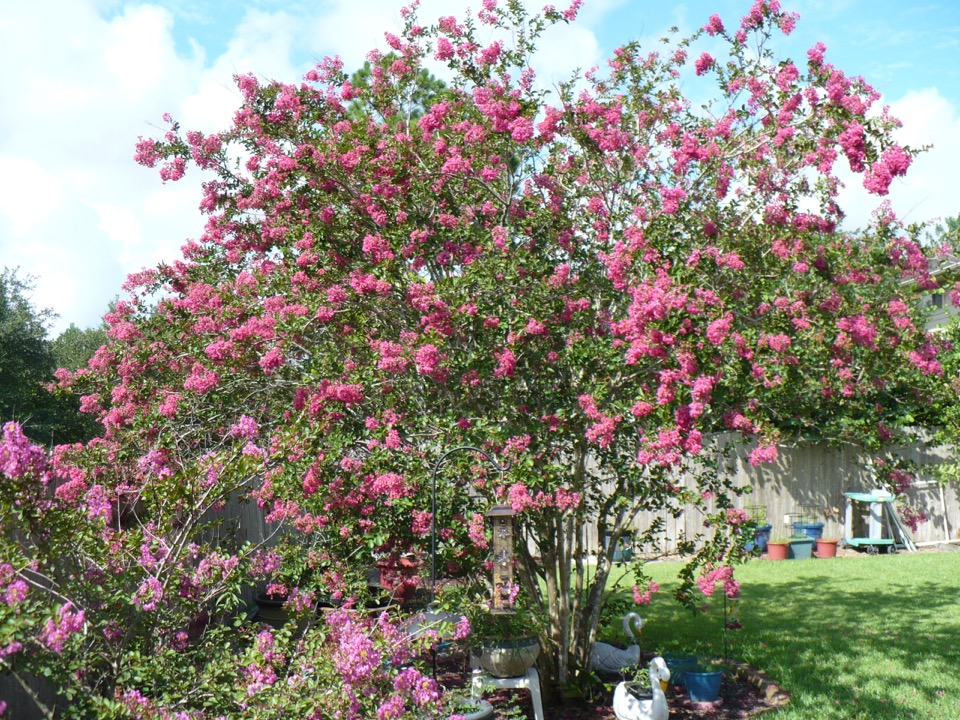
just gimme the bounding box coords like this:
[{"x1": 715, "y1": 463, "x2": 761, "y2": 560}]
[{"x1": 435, "y1": 649, "x2": 789, "y2": 719}]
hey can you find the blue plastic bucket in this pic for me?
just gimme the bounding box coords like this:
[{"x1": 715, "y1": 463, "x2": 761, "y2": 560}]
[
  {"x1": 662, "y1": 653, "x2": 697, "y2": 687},
  {"x1": 788, "y1": 537, "x2": 814, "y2": 560},
  {"x1": 791, "y1": 522, "x2": 824, "y2": 542},
  {"x1": 685, "y1": 669, "x2": 722, "y2": 702},
  {"x1": 753, "y1": 524, "x2": 772, "y2": 552}
]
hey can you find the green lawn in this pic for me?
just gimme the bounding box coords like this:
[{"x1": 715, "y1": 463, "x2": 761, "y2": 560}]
[{"x1": 603, "y1": 551, "x2": 960, "y2": 720}]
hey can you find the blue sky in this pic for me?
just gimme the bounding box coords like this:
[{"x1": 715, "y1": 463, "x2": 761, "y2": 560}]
[{"x1": 2, "y1": 0, "x2": 958, "y2": 333}]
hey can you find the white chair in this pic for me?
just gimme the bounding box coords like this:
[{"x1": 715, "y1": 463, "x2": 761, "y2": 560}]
[{"x1": 469, "y1": 655, "x2": 545, "y2": 720}]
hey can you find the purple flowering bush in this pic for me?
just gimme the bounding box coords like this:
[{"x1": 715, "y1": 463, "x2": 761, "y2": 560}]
[
  {"x1": 0, "y1": 424, "x2": 461, "y2": 718},
  {"x1": 110, "y1": 610, "x2": 457, "y2": 720}
]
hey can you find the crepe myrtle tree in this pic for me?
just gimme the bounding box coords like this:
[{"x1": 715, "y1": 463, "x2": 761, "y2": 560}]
[{"x1": 27, "y1": 0, "x2": 947, "y2": 699}]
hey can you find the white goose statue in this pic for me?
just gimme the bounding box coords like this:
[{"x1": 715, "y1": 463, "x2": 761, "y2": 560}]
[
  {"x1": 590, "y1": 612, "x2": 644, "y2": 674},
  {"x1": 612, "y1": 656, "x2": 670, "y2": 720}
]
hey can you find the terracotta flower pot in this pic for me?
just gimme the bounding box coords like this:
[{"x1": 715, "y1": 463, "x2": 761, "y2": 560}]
[
  {"x1": 816, "y1": 538, "x2": 839, "y2": 558},
  {"x1": 766, "y1": 541, "x2": 789, "y2": 561}
]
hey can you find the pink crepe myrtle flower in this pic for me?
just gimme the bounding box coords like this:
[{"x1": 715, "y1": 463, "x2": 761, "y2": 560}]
[
  {"x1": 1, "y1": 422, "x2": 49, "y2": 482},
  {"x1": 183, "y1": 363, "x2": 220, "y2": 394},
  {"x1": 331, "y1": 614, "x2": 383, "y2": 684},
  {"x1": 434, "y1": 37, "x2": 455, "y2": 61},
  {"x1": 393, "y1": 666, "x2": 442, "y2": 706},
  {"x1": 554, "y1": 487, "x2": 581, "y2": 512},
  {"x1": 467, "y1": 512, "x2": 488, "y2": 549},
  {"x1": 633, "y1": 581, "x2": 660, "y2": 605},
  {"x1": 4, "y1": 579, "x2": 28, "y2": 607},
  {"x1": 84, "y1": 485, "x2": 113, "y2": 524},
  {"x1": 453, "y1": 615, "x2": 472, "y2": 640},
  {"x1": 697, "y1": 565, "x2": 740, "y2": 598},
  {"x1": 494, "y1": 348, "x2": 516, "y2": 378},
  {"x1": 748, "y1": 444, "x2": 778, "y2": 465},
  {"x1": 230, "y1": 415, "x2": 260, "y2": 439},
  {"x1": 775, "y1": 62, "x2": 799, "y2": 91},
  {"x1": 706, "y1": 314, "x2": 733, "y2": 346},
  {"x1": 244, "y1": 663, "x2": 278, "y2": 696},
  {"x1": 134, "y1": 577, "x2": 164, "y2": 612},
  {"x1": 586, "y1": 416, "x2": 619, "y2": 447},
  {"x1": 259, "y1": 347, "x2": 284, "y2": 373},
  {"x1": 158, "y1": 157, "x2": 186, "y2": 183},
  {"x1": 695, "y1": 53, "x2": 715, "y2": 76},
  {"x1": 158, "y1": 392, "x2": 181, "y2": 418},
  {"x1": 39, "y1": 603, "x2": 86, "y2": 654},
  {"x1": 898, "y1": 505, "x2": 927, "y2": 533},
  {"x1": 660, "y1": 186, "x2": 687, "y2": 215},
  {"x1": 133, "y1": 137, "x2": 162, "y2": 167},
  {"x1": 378, "y1": 696, "x2": 407, "y2": 720},
  {"x1": 414, "y1": 344, "x2": 444, "y2": 377},
  {"x1": 412, "y1": 510, "x2": 432, "y2": 536},
  {"x1": 704, "y1": 13, "x2": 725, "y2": 35},
  {"x1": 508, "y1": 483, "x2": 537, "y2": 513}
]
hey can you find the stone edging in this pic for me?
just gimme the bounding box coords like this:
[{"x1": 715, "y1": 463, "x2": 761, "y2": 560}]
[{"x1": 726, "y1": 659, "x2": 791, "y2": 710}]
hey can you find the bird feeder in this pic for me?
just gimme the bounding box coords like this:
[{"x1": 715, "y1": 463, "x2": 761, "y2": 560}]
[{"x1": 486, "y1": 505, "x2": 516, "y2": 614}]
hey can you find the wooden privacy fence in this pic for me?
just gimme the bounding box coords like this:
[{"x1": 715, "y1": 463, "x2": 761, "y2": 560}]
[
  {"x1": 219, "y1": 437, "x2": 960, "y2": 560},
  {"x1": 196, "y1": 438, "x2": 960, "y2": 560},
  {"x1": 598, "y1": 438, "x2": 958, "y2": 555}
]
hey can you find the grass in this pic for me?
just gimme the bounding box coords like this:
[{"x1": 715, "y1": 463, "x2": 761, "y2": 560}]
[{"x1": 600, "y1": 551, "x2": 960, "y2": 720}]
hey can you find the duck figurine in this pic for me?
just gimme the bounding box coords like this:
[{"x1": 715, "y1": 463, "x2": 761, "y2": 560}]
[
  {"x1": 590, "y1": 612, "x2": 644, "y2": 674},
  {"x1": 612, "y1": 656, "x2": 670, "y2": 720}
]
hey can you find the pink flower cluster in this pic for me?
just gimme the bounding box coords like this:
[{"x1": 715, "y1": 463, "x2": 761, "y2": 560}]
[
  {"x1": 748, "y1": 444, "x2": 778, "y2": 466},
  {"x1": 632, "y1": 581, "x2": 661, "y2": 605},
  {"x1": 726, "y1": 508, "x2": 749, "y2": 526},
  {"x1": 39, "y1": 602, "x2": 86, "y2": 654},
  {"x1": 697, "y1": 565, "x2": 740, "y2": 599},
  {"x1": 898, "y1": 505, "x2": 927, "y2": 533},
  {"x1": 1, "y1": 422, "x2": 49, "y2": 483}
]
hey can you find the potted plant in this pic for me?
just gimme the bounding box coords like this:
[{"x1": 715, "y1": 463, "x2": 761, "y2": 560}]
[
  {"x1": 788, "y1": 535, "x2": 815, "y2": 560},
  {"x1": 765, "y1": 537, "x2": 790, "y2": 561},
  {"x1": 376, "y1": 552, "x2": 422, "y2": 602},
  {"x1": 815, "y1": 537, "x2": 840, "y2": 558},
  {"x1": 469, "y1": 605, "x2": 542, "y2": 678},
  {"x1": 612, "y1": 656, "x2": 671, "y2": 719},
  {"x1": 683, "y1": 660, "x2": 725, "y2": 703},
  {"x1": 744, "y1": 506, "x2": 772, "y2": 553},
  {"x1": 445, "y1": 691, "x2": 495, "y2": 720},
  {"x1": 661, "y1": 652, "x2": 698, "y2": 688},
  {"x1": 254, "y1": 588, "x2": 290, "y2": 628}
]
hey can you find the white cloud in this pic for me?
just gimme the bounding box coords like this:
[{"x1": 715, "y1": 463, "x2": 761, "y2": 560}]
[
  {"x1": 887, "y1": 88, "x2": 960, "y2": 226},
  {"x1": 836, "y1": 87, "x2": 960, "y2": 229},
  {"x1": 0, "y1": 1, "x2": 210, "y2": 333},
  {"x1": 0, "y1": 158, "x2": 64, "y2": 235}
]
